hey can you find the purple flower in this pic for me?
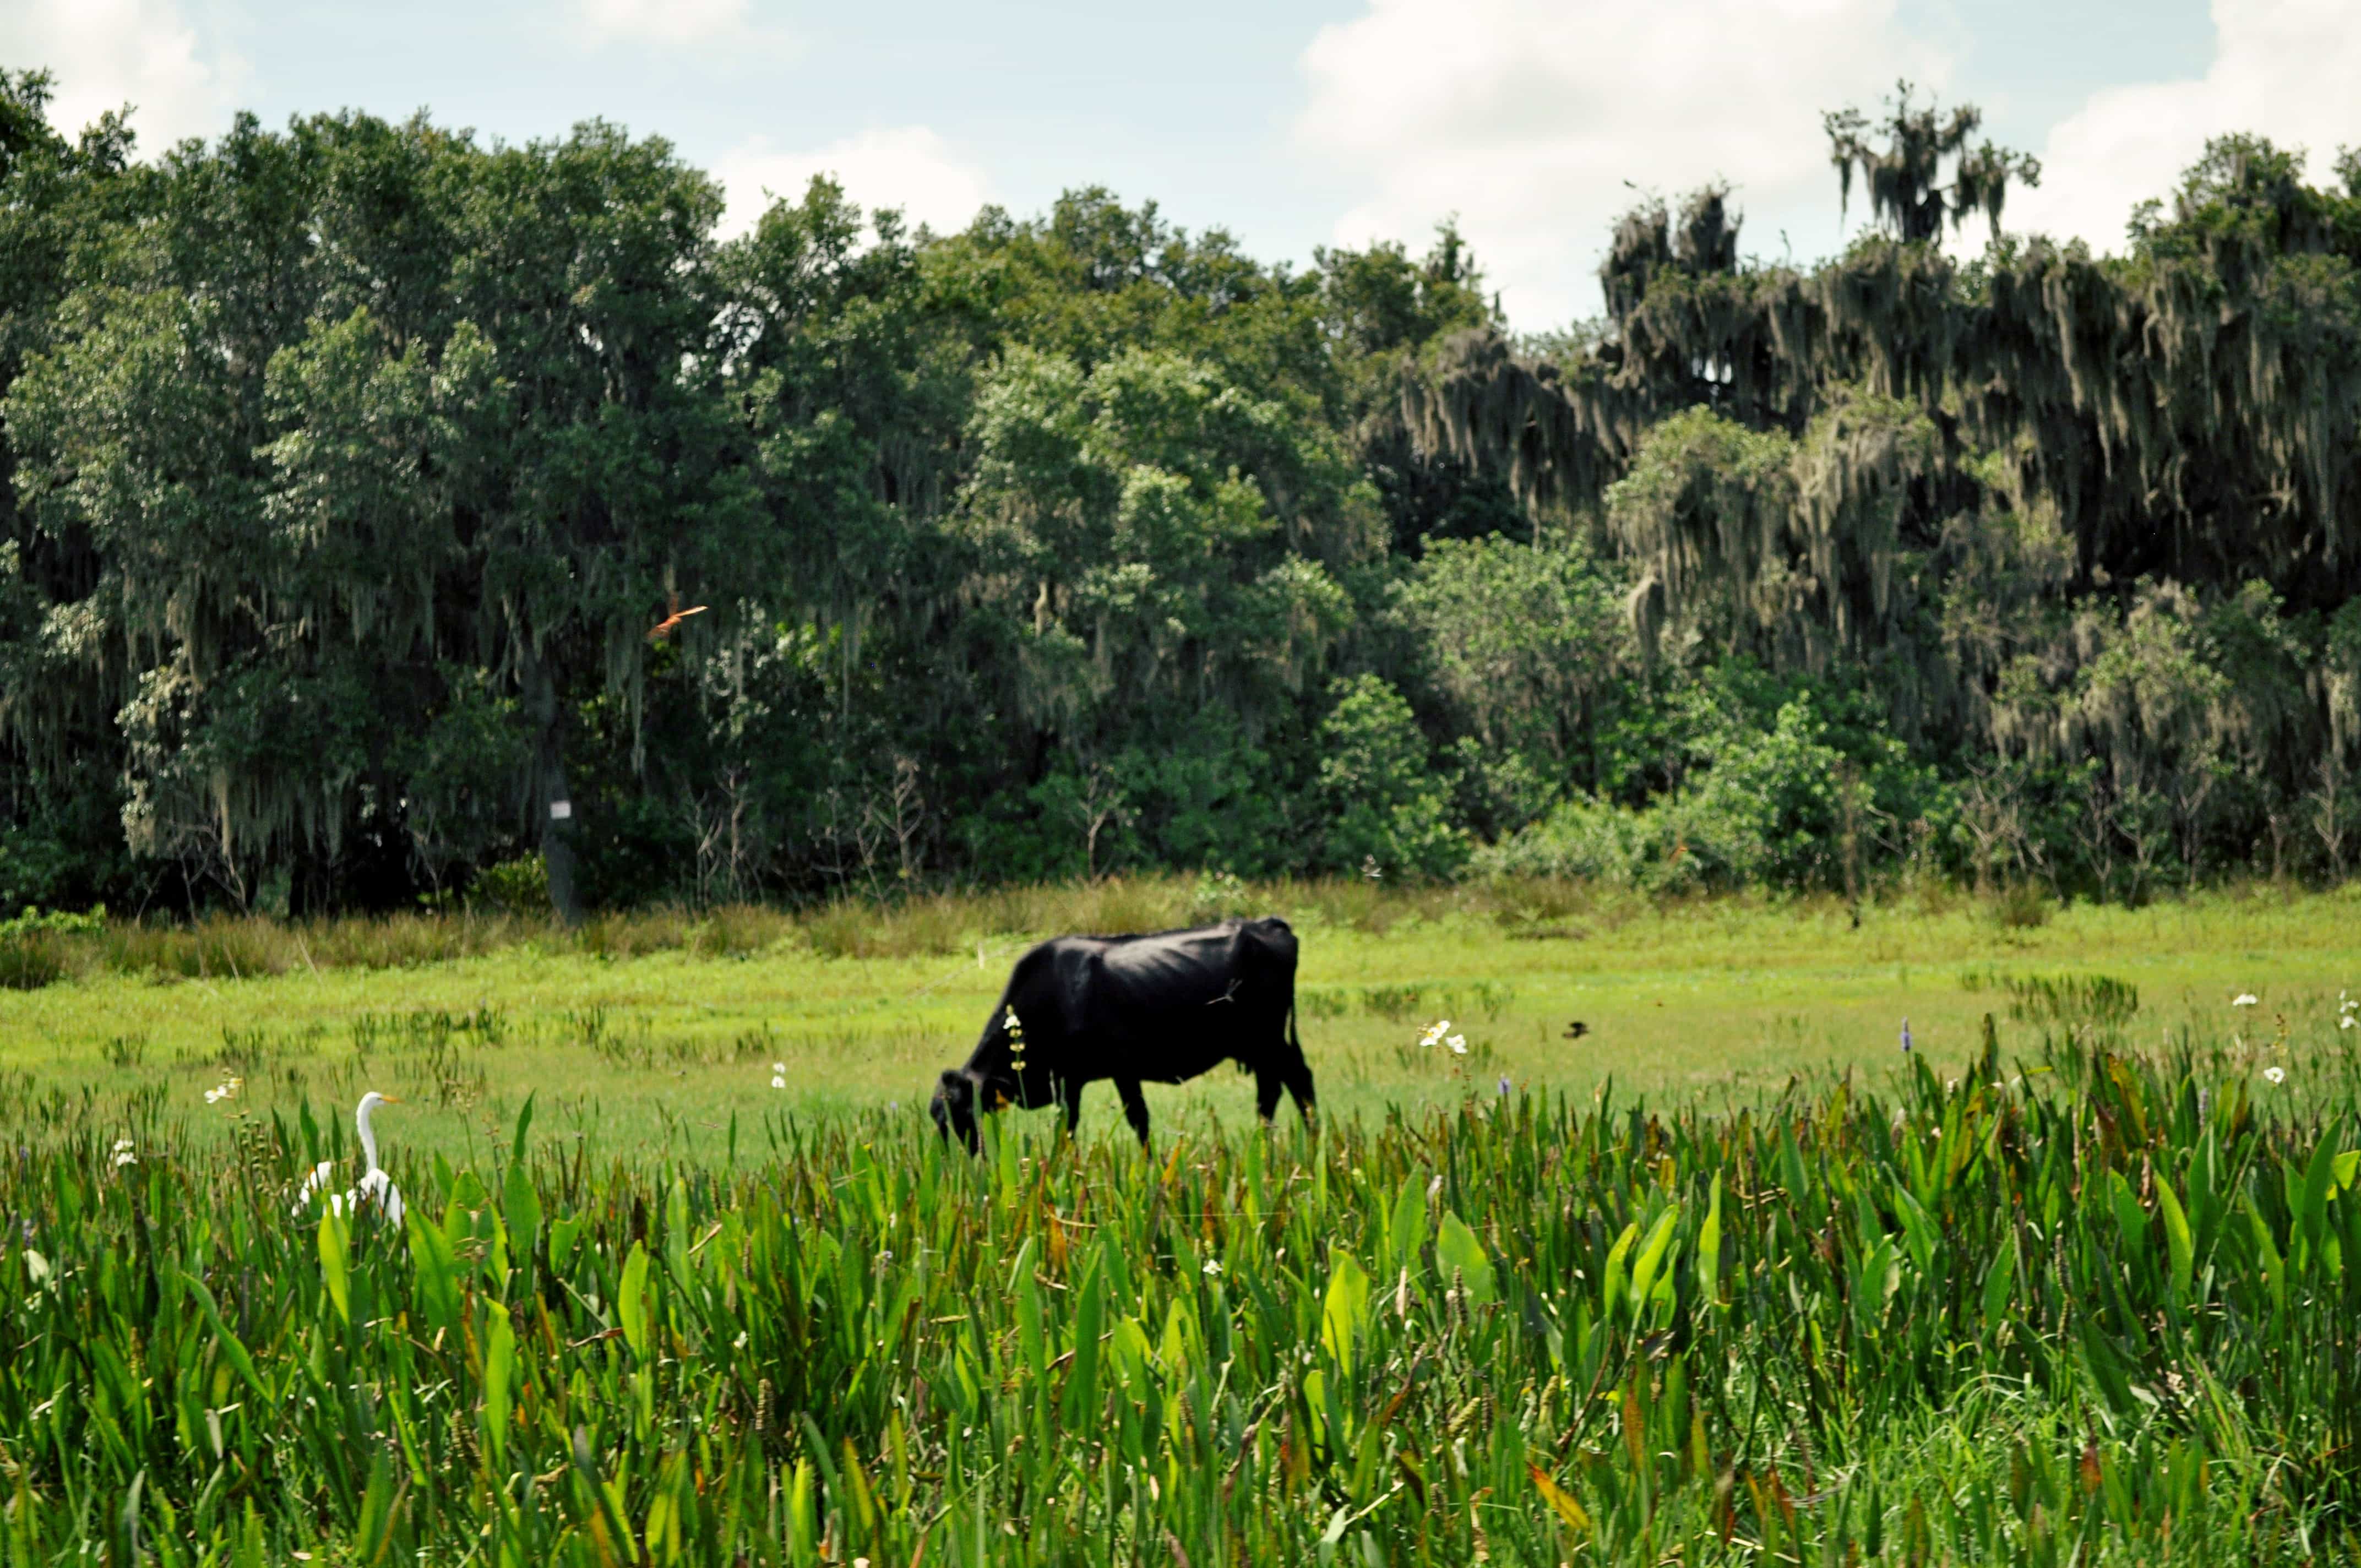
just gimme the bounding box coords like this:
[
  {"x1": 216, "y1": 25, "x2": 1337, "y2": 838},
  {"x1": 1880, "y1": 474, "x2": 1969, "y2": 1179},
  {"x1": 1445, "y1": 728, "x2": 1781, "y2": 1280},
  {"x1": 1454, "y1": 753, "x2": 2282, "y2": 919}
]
[
  {"x1": 1498, "y1": 1076, "x2": 1512, "y2": 1098},
  {"x1": 1900, "y1": 1017, "x2": 1913, "y2": 1053}
]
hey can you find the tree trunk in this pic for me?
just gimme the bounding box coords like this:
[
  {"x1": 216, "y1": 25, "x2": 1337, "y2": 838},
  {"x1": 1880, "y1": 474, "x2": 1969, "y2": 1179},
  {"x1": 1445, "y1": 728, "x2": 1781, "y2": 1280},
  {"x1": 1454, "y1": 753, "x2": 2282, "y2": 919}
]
[{"x1": 527, "y1": 657, "x2": 584, "y2": 926}]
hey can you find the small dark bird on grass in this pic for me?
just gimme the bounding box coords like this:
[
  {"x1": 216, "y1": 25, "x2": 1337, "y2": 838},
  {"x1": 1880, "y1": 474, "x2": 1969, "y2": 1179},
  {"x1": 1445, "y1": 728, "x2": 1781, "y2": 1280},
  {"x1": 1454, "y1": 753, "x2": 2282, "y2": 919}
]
[
  {"x1": 648, "y1": 591, "x2": 708, "y2": 642},
  {"x1": 1563, "y1": 1020, "x2": 1589, "y2": 1040}
]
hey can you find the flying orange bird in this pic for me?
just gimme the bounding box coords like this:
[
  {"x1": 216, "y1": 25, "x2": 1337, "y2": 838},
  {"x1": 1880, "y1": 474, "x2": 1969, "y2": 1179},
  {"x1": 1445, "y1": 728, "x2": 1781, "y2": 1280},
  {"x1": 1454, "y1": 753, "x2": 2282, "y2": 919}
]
[{"x1": 648, "y1": 592, "x2": 708, "y2": 642}]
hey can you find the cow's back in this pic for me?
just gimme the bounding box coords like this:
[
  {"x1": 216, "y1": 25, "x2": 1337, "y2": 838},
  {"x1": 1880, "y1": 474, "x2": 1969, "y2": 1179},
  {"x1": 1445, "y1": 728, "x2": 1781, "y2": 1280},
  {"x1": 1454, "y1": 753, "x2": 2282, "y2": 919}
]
[{"x1": 1067, "y1": 919, "x2": 1294, "y2": 1084}]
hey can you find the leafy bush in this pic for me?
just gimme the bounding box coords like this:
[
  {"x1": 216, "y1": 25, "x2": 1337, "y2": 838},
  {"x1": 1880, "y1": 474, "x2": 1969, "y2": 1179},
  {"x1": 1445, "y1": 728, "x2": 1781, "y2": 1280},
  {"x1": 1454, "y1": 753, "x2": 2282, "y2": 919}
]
[
  {"x1": 1479, "y1": 678, "x2": 1942, "y2": 894},
  {"x1": 0, "y1": 906, "x2": 106, "y2": 989},
  {"x1": 0, "y1": 905, "x2": 106, "y2": 940},
  {"x1": 0, "y1": 934, "x2": 63, "y2": 989},
  {"x1": 1186, "y1": 868, "x2": 1250, "y2": 924},
  {"x1": 1316, "y1": 675, "x2": 1468, "y2": 881},
  {"x1": 469, "y1": 855, "x2": 552, "y2": 918}
]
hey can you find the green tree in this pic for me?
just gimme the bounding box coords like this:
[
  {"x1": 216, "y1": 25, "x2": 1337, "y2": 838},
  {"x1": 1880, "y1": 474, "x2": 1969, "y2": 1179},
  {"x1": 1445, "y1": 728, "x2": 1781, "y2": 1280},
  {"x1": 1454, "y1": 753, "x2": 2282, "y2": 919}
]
[
  {"x1": 1392, "y1": 532, "x2": 1629, "y2": 807},
  {"x1": 1316, "y1": 674, "x2": 1464, "y2": 880}
]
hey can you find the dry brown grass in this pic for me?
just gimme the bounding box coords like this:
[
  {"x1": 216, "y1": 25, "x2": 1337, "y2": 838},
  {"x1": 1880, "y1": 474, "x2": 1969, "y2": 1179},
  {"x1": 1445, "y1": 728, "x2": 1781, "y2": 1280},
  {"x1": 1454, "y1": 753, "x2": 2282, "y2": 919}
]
[{"x1": 0, "y1": 871, "x2": 2076, "y2": 991}]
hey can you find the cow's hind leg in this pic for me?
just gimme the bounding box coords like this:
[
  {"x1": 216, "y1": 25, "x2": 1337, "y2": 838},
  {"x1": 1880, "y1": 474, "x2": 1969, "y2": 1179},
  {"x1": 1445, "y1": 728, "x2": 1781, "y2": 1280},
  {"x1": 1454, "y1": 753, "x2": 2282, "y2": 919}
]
[
  {"x1": 1253, "y1": 1067, "x2": 1283, "y2": 1123},
  {"x1": 1282, "y1": 1051, "x2": 1318, "y2": 1126},
  {"x1": 1115, "y1": 1079, "x2": 1151, "y2": 1146},
  {"x1": 1278, "y1": 1005, "x2": 1316, "y2": 1126}
]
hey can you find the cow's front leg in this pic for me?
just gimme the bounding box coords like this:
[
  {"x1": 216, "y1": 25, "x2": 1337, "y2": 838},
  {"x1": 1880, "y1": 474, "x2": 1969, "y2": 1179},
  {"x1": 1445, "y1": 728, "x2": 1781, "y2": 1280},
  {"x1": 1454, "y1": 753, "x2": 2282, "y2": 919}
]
[
  {"x1": 1058, "y1": 1075, "x2": 1085, "y2": 1137},
  {"x1": 1254, "y1": 1068, "x2": 1282, "y2": 1122},
  {"x1": 1115, "y1": 1079, "x2": 1151, "y2": 1146}
]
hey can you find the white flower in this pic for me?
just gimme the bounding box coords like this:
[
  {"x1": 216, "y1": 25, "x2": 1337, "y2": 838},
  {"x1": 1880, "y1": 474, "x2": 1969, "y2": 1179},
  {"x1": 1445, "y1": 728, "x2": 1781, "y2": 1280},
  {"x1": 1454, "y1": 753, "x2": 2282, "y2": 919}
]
[
  {"x1": 2233, "y1": 994, "x2": 2259, "y2": 1007},
  {"x1": 1201, "y1": 1258, "x2": 1222, "y2": 1277},
  {"x1": 1419, "y1": 1019, "x2": 1451, "y2": 1049},
  {"x1": 771, "y1": 1060, "x2": 786, "y2": 1074},
  {"x1": 204, "y1": 1087, "x2": 222, "y2": 1104},
  {"x1": 2264, "y1": 1066, "x2": 2286, "y2": 1085},
  {"x1": 111, "y1": 1137, "x2": 136, "y2": 1168},
  {"x1": 2342, "y1": 1016, "x2": 2356, "y2": 1031},
  {"x1": 1446, "y1": 1035, "x2": 1468, "y2": 1055},
  {"x1": 770, "y1": 1075, "x2": 787, "y2": 1090}
]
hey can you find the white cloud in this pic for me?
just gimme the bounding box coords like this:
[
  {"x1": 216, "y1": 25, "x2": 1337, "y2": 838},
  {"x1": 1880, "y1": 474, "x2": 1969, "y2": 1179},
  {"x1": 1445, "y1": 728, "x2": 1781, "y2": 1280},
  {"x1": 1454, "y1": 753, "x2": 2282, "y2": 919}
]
[
  {"x1": 576, "y1": 0, "x2": 793, "y2": 54},
  {"x1": 713, "y1": 127, "x2": 992, "y2": 241},
  {"x1": 2007, "y1": 0, "x2": 2361, "y2": 253},
  {"x1": 581, "y1": 0, "x2": 735, "y2": 46},
  {"x1": 1, "y1": 0, "x2": 237, "y2": 151},
  {"x1": 1295, "y1": 0, "x2": 1947, "y2": 329}
]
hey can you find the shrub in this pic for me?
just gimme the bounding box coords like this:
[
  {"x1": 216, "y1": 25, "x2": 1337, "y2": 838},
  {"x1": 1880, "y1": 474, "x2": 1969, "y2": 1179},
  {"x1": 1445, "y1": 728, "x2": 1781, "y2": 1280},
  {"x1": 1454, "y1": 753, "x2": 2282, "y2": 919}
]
[
  {"x1": 1316, "y1": 676, "x2": 1468, "y2": 881},
  {"x1": 0, "y1": 934, "x2": 64, "y2": 990},
  {"x1": 470, "y1": 854, "x2": 552, "y2": 918}
]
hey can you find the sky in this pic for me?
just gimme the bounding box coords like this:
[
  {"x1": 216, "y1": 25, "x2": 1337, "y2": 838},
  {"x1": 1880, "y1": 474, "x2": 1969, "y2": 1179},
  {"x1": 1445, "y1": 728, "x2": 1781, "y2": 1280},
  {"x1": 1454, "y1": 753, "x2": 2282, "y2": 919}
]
[{"x1": 6, "y1": 0, "x2": 2358, "y2": 329}]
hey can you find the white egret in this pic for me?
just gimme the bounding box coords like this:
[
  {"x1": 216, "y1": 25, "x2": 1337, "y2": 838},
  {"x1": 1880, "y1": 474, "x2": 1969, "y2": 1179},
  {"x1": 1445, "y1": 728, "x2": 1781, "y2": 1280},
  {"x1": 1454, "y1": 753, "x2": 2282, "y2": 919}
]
[{"x1": 292, "y1": 1091, "x2": 405, "y2": 1227}]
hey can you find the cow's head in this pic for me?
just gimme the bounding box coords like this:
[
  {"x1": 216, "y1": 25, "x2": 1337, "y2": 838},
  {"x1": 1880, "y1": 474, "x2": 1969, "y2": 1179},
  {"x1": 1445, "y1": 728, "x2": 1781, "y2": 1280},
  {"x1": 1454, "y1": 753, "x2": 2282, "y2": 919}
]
[{"x1": 929, "y1": 1068, "x2": 982, "y2": 1151}]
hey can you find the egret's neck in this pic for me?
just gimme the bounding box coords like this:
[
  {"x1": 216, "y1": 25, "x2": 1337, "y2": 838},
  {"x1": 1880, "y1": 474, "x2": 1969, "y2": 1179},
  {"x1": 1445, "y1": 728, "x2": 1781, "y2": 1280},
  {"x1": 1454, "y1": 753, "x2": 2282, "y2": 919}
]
[{"x1": 356, "y1": 1101, "x2": 381, "y2": 1174}]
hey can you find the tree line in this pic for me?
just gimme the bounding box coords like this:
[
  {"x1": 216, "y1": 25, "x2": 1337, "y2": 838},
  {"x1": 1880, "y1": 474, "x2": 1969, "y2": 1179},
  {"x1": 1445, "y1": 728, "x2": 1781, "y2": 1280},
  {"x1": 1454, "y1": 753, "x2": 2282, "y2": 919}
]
[{"x1": 2, "y1": 70, "x2": 2357, "y2": 918}]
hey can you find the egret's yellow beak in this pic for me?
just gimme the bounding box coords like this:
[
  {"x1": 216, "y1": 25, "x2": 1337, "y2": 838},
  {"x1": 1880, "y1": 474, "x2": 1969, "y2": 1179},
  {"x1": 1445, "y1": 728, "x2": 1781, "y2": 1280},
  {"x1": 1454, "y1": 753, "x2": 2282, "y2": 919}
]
[{"x1": 380, "y1": 1095, "x2": 401, "y2": 1105}]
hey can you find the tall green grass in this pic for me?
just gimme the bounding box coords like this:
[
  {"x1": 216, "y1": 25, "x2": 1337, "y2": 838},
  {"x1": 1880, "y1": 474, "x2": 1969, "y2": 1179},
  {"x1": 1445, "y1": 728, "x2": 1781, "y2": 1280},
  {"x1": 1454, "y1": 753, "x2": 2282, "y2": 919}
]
[{"x1": 1, "y1": 1022, "x2": 2353, "y2": 1564}]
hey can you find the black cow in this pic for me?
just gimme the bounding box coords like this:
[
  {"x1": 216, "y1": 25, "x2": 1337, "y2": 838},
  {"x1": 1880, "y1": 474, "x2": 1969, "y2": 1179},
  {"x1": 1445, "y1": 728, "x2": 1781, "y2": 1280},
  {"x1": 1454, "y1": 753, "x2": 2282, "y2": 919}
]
[{"x1": 929, "y1": 916, "x2": 1314, "y2": 1148}]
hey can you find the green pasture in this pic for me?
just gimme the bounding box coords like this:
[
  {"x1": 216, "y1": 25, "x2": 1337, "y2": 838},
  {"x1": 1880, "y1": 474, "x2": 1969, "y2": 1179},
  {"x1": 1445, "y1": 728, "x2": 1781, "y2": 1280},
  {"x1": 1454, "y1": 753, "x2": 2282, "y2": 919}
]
[
  {"x1": 3, "y1": 880, "x2": 2360, "y2": 1562},
  {"x1": 4, "y1": 879, "x2": 2357, "y2": 1158},
  {"x1": 1, "y1": 1015, "x2": 2355, "y2": 1563}
]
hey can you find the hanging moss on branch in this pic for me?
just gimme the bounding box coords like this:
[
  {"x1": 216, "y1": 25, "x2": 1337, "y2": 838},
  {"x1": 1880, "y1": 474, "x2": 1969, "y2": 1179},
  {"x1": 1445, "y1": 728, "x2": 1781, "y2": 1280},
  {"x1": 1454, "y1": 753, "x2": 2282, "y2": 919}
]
[{"x1": 1405, "y1": 101, "x2": 2361, "y2": 881}]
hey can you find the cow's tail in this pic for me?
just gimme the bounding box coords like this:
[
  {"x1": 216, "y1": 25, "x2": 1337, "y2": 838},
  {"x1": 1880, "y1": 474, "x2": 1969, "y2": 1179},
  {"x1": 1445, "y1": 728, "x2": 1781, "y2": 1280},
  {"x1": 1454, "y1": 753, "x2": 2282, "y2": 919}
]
[{"x1": 1289, "y1": 995, "x2": 1302, "y2": 1059}]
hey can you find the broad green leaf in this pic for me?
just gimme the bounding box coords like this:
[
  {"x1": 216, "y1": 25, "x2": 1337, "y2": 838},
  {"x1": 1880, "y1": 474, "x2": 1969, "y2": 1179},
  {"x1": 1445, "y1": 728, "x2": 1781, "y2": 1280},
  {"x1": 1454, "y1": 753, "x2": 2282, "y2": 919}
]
[
  {"x1": 1159, "y1": 1297, "x2": 1196, "y2": 1374},
  {"x1": 786, "y1": 1458, "x2": 818, "y2": 1560},
  {"x1": 1389, "y1": 1174, "x2": 1427, "y2": 1270},
  {"x1": 1890, "y1": 1184, "x2": 1937, "y2": 1275},
  {"x1": 618, "y1": 1242, "x2": 652, "y2": 1358},
  {"x1": 1979, "y1": 1242, "x2": 2016, "y2": 1335},
  {"x1": 2157, "y1": 1179, "x2": 2194, "y2": 1303},
  {"x1": 1320, "y1": 1251, "x2": 1372, "y2": 1376},
  {"x1": 406, "y1": 1210, "x2": 462, "y2": 1338},
  {"x1": 548, "y1": 1214, "x2": 583, "y2": 1273},
  {"x1": 180, "y1": 1269, "x2": 269, "y2": 1404},
  {"x1": 502, "y1": 1159, "x2": 542, "y2": 1261},
  {"x1": 2107, "y1": 1169, "x2": 2149, "y2": 1266},
  {"x1": 1629, "y1": 1205, "x2": 1682, "y2": 1312},
  {"x1": 665, "y1": 1177, "x2": 693, "y2": 1291},
  {"x1": 1852, "y1": 1234, "x2": 1901, "y2": 1338},
  {"x1": 1062, "y1": 1254, "x2": 1106, "y2": 1428},
  {"x1": 482, "y1": 1301, "x2": 515, "y2": 1468},
  {"x1": 1107, "y1": 1315, "x2": 1152, "y2": 1396},
  {"x1": 1698, "y1": 1175, "x2": 1723, "y2": 1308},
  {"x1": 318, "y1": 1205, "x2": 351, "y2": 1327},
  {"x1": 1437, "y1": 1212, "x2": 1495, "y2": 1308},
  {"x1": 509, "y1": 1091, "x2": 535, "y2": 1167},
  {"x1": 2300, "y1": 1138, "x2": 2340, "y2": 1239},
  {"x1": 2242, "y1": 1192, "x2": 2286, "y2": 1315},
  {"x1": 1015, "y1": 1262, "x2": 1047, "y2": 1385},
  {"x1": 353, "y1": 1447, "x2": 400, "y2": 1565},
  {"x1": 1601, "y1": 1221, "x2": 1639, "y2": 1325}
]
